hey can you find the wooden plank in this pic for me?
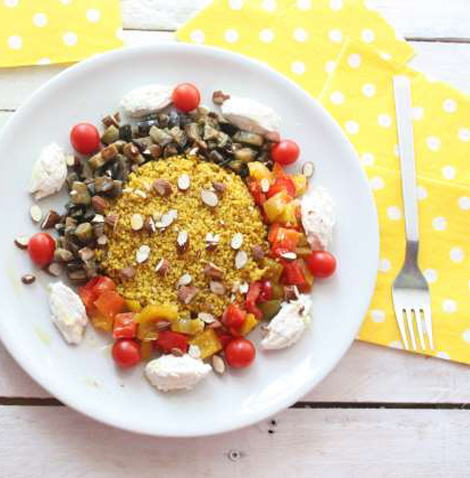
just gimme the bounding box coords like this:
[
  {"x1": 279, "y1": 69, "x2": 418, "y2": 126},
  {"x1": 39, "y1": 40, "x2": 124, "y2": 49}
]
[
  {"x1": 2, "y1": 339, "x2": 470, "y2": 403},
  {"x1": 120, "y1": 0, "x2": 470, "y2": 40},
  {"x1": 0, "y1": 406, "x2": 469, "y2": 477}
]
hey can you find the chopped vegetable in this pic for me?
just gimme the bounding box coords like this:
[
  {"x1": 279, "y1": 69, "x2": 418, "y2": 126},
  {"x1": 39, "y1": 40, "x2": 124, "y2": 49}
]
[
  {"x1": 248, "y1": 162, "x2": 273, "y2": 182},
  {"x1": 156, "y1": 330, "x2": 189, "y2": 354},
  {"x1": 240, "y1": 313, "x2": 259, "y2": 336},
  {"x1": 223, "y1": 304, "x2": 247, "y2": 332},
  {"x1": 248, "y1": 180, "x2": 266, "y2": 206},
  {"x1": 140, "y1": 341, "x2": 153, "y2": 361},
  {"x1": 94, "y1": 290, "x2": 125, "y2": 319},
  {"x1": 263, "y1": 190, "x2": 290, "y2": 223},
  {"x1": 245, "y1": 282, "x2": 263, "y2": 320},
  {"x1": 282, "y1": 259, "x2": 308, "y2": 288},
  {"x1": 91, "y1": 312, "x2": 114, "y2": 332},
  {"x1": 137, "y1": 304, "x2": 178, "y2": 324},
  {"x1": 172, "y1": 318, "x2": 205, "y2": 335},
  {"x1": 258, "y1": 300, "x2": 282, "y2": 321},
  {"x1": 125, "y1": 299, "x2": 142, "y2": 312},
  {"x1": 113, "y1": 313, "x2": 137, "y2": 339},
  {"x1": 267, "y1": 177, "x2": 296, "y2": 199},
  {"x1": 291, "y1": 174, "x2": 308, "y2": 195},
  {"x1": 189, "y1": 328, "x2": 222, "y2": 359}
]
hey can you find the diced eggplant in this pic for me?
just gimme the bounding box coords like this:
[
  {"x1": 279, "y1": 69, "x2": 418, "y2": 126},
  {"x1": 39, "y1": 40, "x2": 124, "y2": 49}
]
[
  {"x1": 232, "y1": 131, "x2": 264, "y2": 147},
  {"x1": 137, "y1": 119, "x2": 159, "y2": 137},
  {"x1": 119, "y1": 124, "x2": 133, "y2": 142},
  {"x1": 149, "y1": 126, "x2": 173, "y2": 146},
  {"x1": 234, "y1": 147, "x2": 257, "y2": 163},
  {"x1": 168, "y1": 110, "x2": 180, "y2": 128},
  {"x1": 163, "y1": 143, "x2": 179, "y2": 158}
]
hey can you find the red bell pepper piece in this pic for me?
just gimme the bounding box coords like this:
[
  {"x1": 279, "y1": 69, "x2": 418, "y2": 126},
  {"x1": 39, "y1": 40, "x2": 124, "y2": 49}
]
[
  {"x1": 245, "y1": 283, "x2": 263, "y2": 319},
  {"x1": 94, "y1": 290, "x2": 125, "y2": 319},
  {"x1": 267, "y1": 177, "x2": 296, "y2": 199},
  {"x1": 248, "y1": 180, "x2": 266, "y2": 206},
  {"x1": 258, "y1": 280, "x2": 273, "y2": 302},
  {"x1": 272, "y1": 227, "x2": 302, "y2": 251},
  {"x1": 113, "y1": 313, "x2": 137, "y2": 339},
  {"x1": 156, "y1": 331, "x2": 189, "y2": 354},
  {"x1": 223, "y1": 304, "x2": 247, "y2": 331},
  {"x1": 282, "y1": 259, "x2": 308, "y2": 288}
]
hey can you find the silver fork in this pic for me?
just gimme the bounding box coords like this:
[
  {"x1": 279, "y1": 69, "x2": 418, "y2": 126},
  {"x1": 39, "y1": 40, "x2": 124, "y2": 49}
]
[{"x1": 391, "y1": 75, "x2": 434, "y2": 351}]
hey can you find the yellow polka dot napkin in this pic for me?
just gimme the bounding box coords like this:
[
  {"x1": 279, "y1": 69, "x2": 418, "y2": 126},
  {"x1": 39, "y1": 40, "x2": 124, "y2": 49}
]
[
  {"x1": 0, "y1": 0, "x2": 123, "y2": 68},
  {"x1": 320, "y1": 41, "x2": 470, "y2": 364},
  {"x1": 178, "y1": 0, "x2": 470, "y2": 364},
  {"x1": 177, "y1": 0, "x2": 414, "y2": 98}
]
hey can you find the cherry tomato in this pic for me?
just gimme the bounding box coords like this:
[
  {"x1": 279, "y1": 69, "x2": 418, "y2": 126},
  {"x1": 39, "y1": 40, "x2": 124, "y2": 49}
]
[
  {"x1": 306, "y1": 251, "x2": 337, "y2": 278},
  {"x1": 225, "y1": 338, "x2": 256, "y2": 369},
  {"x1": 112, "y1": 339, "x2": 141, "y2": 368},
  {"x1": 172, "y1": 83, "x2": 200, "y2": 112},
  {"x1": 27, "y1": 232, "x2": 55, "y2": 268},
  {"x1": 258, "y1": 280, "x2": 273, "y2": 302},
  {"x1": 70, "y1": 122, "x2": 100, "y2": 155},
  {"x1": 271, "y1": 140, "x2": 300, "y2": 165}
]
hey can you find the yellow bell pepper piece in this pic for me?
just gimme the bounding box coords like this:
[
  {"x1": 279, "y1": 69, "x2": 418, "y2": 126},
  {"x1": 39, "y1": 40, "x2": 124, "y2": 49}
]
[
  {"x1": 248, "y1": 162, "x2": 274, "y2": 182},
  {"x1": 278, "y1": 200, "x2": 300, "y2": 226},
  {"x1": 137, "y1": 322, "x2": 159, "y2": 342},
  {"x1": 137, "y1": 304, "x2": 178, "y2": 324},
  {"x1": 189, "y1": 328, "x2": 222, "y2": 359},
  {"x1": 263, "y1": 190, "x2": 290, "y2": 223},
  {"x1": 91, "y1": 313, "x2": 113, "y2": 332},
  {"x1": 140, "y1": 341, "x2": 153, "y2": 361},
  {"x1": 172, "y1": 318, "x2": 205, "y2": 335},
  {"x1": 125, "y1": 299, "x2": 142, "y2": 313},
  {"x1": 291, "y1": 175, "x2": 308, "y2": 196},
  {"x1": 240, "y1": 313, "x2": 259, "y2": 336}
]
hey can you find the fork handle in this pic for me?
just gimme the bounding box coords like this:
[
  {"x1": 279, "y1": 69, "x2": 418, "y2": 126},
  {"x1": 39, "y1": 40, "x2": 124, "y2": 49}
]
[{"x1": 393, "y1": 76, "x2": 419, "y2": 243}]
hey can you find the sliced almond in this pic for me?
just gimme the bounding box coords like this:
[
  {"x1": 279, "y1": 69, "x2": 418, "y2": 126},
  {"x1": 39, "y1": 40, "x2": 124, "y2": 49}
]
[
  {"x1": 91, "y1": 214, "x2": 105, "y2": 224},
  {"x1": 41, "y1": 210, "x2": 61, "y2": 230},
  {"x1": 144, "y1": 216, "x2": 156, "y2": 234},
  {"x1": 105, "y1": 213, "x2": 119, "y2": 230},
  {"x1": 176, "y1": 230, "x2": 189, "y2": 253},
  {"x1": 136, "y1": 245, "x2": 151, "y2": 263},
  {"x1": 198, "y1": 312, "x2": 215, "y2": 324},
  {"x1": 210, "y1": 281, "x2": 226, "y2": 295},
  {"x1": 200, "y1": 189, "x2": 219, "y2": 208},
  {"x1": 204, "y1": 262, "x2": 224, "y2": 280},
  {"x1": 155, "y1": 258, "x2": 169, "y2": 276},
  {"x1": 206, "y1": 232, "x2": 220, "y2": 251},
  {"x1": 302, "y1": 161, "x2": 315, "y2": 178},
  {"x1": 168, "y1": 209, "x2": 178, "y2": 221},
  {"x1": 235, "y1": 250, "x2": 248, "y2": 270},
  {"x1": 177, "y1": 273, "x2": 192, "y2": 287},
  {"x1": 14, "y1": 236, "x2": 29, "y2": 250},
  {"x1": 177, "y1": 285, "x2": 199, "y2": 305},
  {"x1": 156, "y1": 320, "x2": 171, "y2": 330},
  {"x1": 131, "y1": 213, "x2": 144, "y2": 231},
  {"x1": 21, "y1": 274, "x2": 36, "y2": 285},
  {"x1": 29, "y1": 204, "x2": 42, "y2": 223},
  {"x1": 239, "y1": 282, "x2": 249, "y2": 294},
  {"x1": 188, "y1": 344, "x2": 201, "y2": 359},
  {"x1": 230, "y1": 233, "x2": 244, "y2": 250},
  {"x1": 280, "y1": 251, "x2": 297, "y2": 261},
  {"x1": 212, "y1": 181, "x2": 227, "y2": 195},
  {"x1": 260, "y1": 178, "x2": 270, "y2": 193},
  {"x1": 79, "y1": 247, "x2": 94, "y2": 262},
  {"x1": 212, "y1": 355, "x2": 226, "y2": 374},
  {"x1": 177, "y1": 174, "x2": 191, "y2": 191},
  {"x1": 171, "y1": 347, "x2": 184, "y2": 357},
  {"x1": 285, "y1": 285, "x2": 300, "y2": 301},
  {"x1": 119, "y1": 266, "x2": 136, "y2": 280},
  {"x1": 97, "y1": 235, "x2": 108, "y2": 247},
  {"x1": 152, "y1": 179, "x2": 172, "y2": 197}
]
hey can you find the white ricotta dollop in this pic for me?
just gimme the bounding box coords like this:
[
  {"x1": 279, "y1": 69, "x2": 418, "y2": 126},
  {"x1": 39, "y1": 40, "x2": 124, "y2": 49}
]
[
  {"x1": 145, "y1": 354, "x2": 212, "y2": 392},
  {"x1": 120, "y1": 84, "x2": 173, "y2": 118},
  {"x1": 301, "y1": 187, "x2": 336, "y2": 251},
  {"x1": 28, "y1": 143, "x2": 67, "y2": 200},
  {"x1": 49, "y1": 281, "x2": 88, "y2": 344},
  {"x1": 261, "y1": 295, "x2": 312, "y2": 350},
  {"x1": 221, "y1": 96, "x2": 281, "y2": 135}
]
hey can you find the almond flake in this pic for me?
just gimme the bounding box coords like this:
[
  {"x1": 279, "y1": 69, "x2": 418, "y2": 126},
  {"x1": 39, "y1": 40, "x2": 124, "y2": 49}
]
[
  {"x1": 155, "y1": 212, "x2": 174, "y2": 229},
  {"x1": 21, "y1": 274, "x2": 36, "y2": 285},
  {"x1": 46, "y1": 263, "x2": 63, "y2": 277},
  {"x1": 212, "y1": 355, "x2": 226, "y2": 374},
  {"x1": 136, "y1": 245, "x2": 151, "y2": 263},
  {"x1": 205, "y1": 232, "x2": 220, "y2": 250},
  {"x1": 134, "y1": 189, "x2": 147, "y2": 199},
  {"x1": 188, "y1": 344, "x2": 201, "y2": 359},
  {"x1": 131, "y1": 213, "x2": 144, "y2": 231},
  {"x1": 231, "y1": 233, "x2": 244, "y2": 250},
  {"x1": 168, "y1": 209, "x2": 178, "y2": 221},
  {"x1": 92, "y1": 214, "x2": 105, "y2": 224},
  {"x1": 260, "y1": 178, "x2": 270, "y2": 193},
  {"x1": 210, "y1": 281, "x2": 226, "y2": 295},
  {"x1": 14, "y1": 236, "x2": 29, "y2": 250},
  {"x1": 198, "y1": 312, "x2": 216, "y2": 324},
  {"x1": 302, "y1": 161, "x2": 315, "y2": 178},
  {"x1": 239, "y1": 282, "x2": 249, "y2": 294},
  {"x1": 177, "y1": 273, "x2": 192, "y2": 287},
  {"x1": 177, "y1": 230, "x2": 189, "y2": 252},
  {"x1": 29, "y1": 204, "x2": 42, "y2": 223},
  {"x1": 200, "y1": 189, "x2": 219, "y2": 208},
  {"x1": 155, "y1": 258, "x2": 169, "y2": 276},
  {"x1": 234, "y1": 250, "x2": 248, "y2": 269},
  {"x1": 177, "y1": 174, "x2": 191, "y2": 191},
  {"x1": 280, "y1": 251, "x2": 297, "y2": 261}
]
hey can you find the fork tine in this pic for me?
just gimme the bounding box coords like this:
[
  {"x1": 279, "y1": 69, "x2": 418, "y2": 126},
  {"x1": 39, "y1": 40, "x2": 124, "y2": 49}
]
[
  {"x1": 394, "y1": 305, "x2": 409, "y2": 350},
  {"x1": 414, "y1": 309, "x2": 426, "y2": 350},
  {"x1": 405, "y1": 309, "x2": 417, "y2": 350},
  {"x1": 423, "y1": 305, "x2": 434, "y2": 350}
]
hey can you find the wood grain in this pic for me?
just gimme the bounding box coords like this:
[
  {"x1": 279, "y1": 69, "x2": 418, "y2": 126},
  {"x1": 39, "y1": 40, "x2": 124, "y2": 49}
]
[{"x1": 0, "y1": 406, "x2": 469, "y2": 477}]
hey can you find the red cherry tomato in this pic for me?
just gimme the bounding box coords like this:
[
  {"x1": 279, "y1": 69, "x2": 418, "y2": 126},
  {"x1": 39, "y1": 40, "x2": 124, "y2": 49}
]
[
  {"x1": 27, "y1": 232, "x2": 55, "y2": 268},
  {"x1": 172, "y1": 83, "x2": 201, "y2": 112},
  {"x1": 225, "y1": 338, "x2": 256, "y2": 369},
  {"x1": 258, "y1": 280, "x2": 273, "y2": 302},
  {"x1": 70, "y1": 122, "x2": 100, "y2": 155},
  {"x1": 112, "y1": 339, "x2": 141, "y2": 368},
  {"x1": 271, "y1": 140, "x2": 300, "y2": 165},
  {"x1": 306, "y1": 251, "x2": 337, "y2": 278}
]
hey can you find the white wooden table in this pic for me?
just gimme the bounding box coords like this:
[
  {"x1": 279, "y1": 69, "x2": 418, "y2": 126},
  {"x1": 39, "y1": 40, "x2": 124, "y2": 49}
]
[{"x1": 2, "y1": 1, "x2": 470, "y2": 476}]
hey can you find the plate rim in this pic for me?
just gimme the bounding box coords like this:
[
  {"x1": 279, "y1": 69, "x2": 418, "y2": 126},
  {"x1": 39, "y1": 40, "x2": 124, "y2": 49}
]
[{"x1": 0, "y1": 43, "x2": 379, "y2": 437}]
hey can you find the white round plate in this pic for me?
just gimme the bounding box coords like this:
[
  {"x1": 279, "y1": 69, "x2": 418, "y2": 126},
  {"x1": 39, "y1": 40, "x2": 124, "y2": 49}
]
[{"x1": 0, "y1": 44, "x2": 378, "y2": 437}]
